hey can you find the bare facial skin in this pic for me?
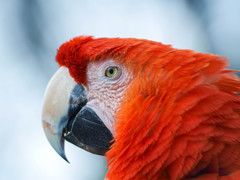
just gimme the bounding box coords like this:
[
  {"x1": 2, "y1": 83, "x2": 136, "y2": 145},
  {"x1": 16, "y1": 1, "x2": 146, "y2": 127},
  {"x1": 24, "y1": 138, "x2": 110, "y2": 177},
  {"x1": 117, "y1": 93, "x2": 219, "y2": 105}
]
[{"x1": 86, "y1": 59, "x2": 132, "y2": 134}]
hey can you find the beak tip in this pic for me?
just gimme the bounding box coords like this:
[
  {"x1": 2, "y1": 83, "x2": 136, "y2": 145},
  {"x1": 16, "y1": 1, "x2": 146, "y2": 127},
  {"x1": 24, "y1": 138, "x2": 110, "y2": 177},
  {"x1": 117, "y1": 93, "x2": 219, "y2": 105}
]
[
  {"x1": 43, "y1": 126, "x2": 70, "y2": 163},
  {"x1": 59, "y1": 151, "x2": 70, "y2": 163},
  {"x1": 51, "y1": 139, "x2": 70, "y2": 163}
]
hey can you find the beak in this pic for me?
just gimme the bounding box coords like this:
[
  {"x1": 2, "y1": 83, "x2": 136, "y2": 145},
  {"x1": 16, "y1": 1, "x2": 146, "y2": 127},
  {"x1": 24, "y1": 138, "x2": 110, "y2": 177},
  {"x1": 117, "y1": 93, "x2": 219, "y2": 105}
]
[{"x1": 42, "y1": 67, "x2": 113, "y2": 162}]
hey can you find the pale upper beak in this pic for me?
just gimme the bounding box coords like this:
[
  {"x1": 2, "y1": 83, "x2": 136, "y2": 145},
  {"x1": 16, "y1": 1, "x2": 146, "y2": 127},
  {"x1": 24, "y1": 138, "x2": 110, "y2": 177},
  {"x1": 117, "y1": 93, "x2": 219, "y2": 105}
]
[{"x1": 42, "y1": 67, "x2": 77, "y2": 162}]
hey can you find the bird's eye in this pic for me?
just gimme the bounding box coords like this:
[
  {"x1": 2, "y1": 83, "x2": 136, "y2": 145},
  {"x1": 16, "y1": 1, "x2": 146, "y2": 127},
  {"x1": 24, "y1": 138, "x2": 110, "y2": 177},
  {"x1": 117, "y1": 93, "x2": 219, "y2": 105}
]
[{"x1": 105, "y1": 66, "x2": 118, "y2": 78}]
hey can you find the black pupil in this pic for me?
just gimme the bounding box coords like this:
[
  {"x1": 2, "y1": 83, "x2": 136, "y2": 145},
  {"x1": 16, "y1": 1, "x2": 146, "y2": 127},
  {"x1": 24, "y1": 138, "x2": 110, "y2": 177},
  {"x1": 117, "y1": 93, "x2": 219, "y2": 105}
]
[{"x1": 109, "y1": 68, "x2": 114, "y2": 74}]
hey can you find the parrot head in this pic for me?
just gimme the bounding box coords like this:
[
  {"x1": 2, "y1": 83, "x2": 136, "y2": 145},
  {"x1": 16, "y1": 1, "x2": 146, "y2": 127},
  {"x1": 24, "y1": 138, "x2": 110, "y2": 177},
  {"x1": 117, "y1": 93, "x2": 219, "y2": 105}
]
[{"x1": 42, "y1": 36, "x2": 240, "y2": 179}]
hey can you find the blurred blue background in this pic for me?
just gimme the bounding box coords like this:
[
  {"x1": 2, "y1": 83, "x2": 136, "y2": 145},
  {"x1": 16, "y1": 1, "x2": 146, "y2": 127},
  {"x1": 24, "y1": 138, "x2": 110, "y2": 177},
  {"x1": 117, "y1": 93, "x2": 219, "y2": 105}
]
[{"x1": 0, "y1": 0, "x2": 239, "y2": 179}]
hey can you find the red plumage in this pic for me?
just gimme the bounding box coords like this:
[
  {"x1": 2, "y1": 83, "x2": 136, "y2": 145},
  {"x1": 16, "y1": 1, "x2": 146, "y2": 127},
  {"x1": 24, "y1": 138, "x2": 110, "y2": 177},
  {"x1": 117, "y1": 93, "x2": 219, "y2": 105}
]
[{"x1": 56, "y1": 36, "x2": 240, "y2": 180}]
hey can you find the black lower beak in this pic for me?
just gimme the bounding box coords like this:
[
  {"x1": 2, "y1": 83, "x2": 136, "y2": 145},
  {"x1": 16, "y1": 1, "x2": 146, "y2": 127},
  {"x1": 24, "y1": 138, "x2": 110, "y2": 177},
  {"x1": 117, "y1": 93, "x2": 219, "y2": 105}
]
[
  {"x1": 64, "y1": 106, "x2": 114, "y2": 155},
  {"x1": 64, "y1": 84, "x2": 114, "y2": 155}
]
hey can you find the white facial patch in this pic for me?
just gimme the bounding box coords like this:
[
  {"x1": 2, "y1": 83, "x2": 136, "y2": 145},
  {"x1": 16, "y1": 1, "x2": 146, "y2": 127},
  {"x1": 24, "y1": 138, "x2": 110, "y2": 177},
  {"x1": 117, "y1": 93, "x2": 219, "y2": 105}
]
[{"x1": 86, "y1": 59, "x2": 132, "y2": 135}]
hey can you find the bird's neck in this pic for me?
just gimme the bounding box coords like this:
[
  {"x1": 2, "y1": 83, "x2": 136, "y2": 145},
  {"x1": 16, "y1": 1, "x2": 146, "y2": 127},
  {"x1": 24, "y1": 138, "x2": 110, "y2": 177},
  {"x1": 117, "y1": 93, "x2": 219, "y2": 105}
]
[{"x1": 105, "y1": 85, "x2": 240, "y2": 179}]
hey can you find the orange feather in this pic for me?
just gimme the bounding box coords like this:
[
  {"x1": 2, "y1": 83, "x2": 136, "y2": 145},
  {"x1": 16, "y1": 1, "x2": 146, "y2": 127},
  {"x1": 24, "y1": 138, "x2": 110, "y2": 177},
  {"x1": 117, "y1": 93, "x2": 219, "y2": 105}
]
[{"x1": 56, "y1": 36, "x2": 240, "y2": 180}]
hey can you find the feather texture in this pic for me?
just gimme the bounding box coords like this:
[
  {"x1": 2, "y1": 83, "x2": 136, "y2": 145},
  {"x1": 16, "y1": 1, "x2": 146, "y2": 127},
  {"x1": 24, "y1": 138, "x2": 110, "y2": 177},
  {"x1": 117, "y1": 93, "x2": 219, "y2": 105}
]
[{"x1": 56, "y1": 36, "x2": 240, "y2": 180}]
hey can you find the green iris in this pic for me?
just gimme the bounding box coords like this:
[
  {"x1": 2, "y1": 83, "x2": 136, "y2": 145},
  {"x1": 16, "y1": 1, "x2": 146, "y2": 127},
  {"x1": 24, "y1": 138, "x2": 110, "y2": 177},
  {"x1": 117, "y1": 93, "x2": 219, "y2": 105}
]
[{"x1": 105, "y1": 66, "x2": 118, "y2": 78}]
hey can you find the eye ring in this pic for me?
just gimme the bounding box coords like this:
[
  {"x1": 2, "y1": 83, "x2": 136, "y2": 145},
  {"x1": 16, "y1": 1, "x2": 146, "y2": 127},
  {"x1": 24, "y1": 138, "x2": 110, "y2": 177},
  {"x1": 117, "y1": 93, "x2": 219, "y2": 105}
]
[{"x1": 105, "y1": 66, "x2": 118, "y2": 78}]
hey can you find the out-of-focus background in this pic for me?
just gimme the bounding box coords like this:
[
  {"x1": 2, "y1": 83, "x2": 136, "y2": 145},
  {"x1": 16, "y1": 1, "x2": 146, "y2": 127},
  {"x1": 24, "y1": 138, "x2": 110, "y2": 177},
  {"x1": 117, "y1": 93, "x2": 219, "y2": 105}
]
[{"x1": 0, "y1": 0, "x2": 239, "y2": 179}]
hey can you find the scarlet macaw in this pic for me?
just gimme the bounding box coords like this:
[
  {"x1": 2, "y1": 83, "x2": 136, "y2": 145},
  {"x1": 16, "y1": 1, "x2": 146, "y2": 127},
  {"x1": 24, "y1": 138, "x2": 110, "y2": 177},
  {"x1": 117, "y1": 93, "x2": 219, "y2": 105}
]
[{"x1": 42, "y1": 36, "x2": 240, "y2": 180}]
